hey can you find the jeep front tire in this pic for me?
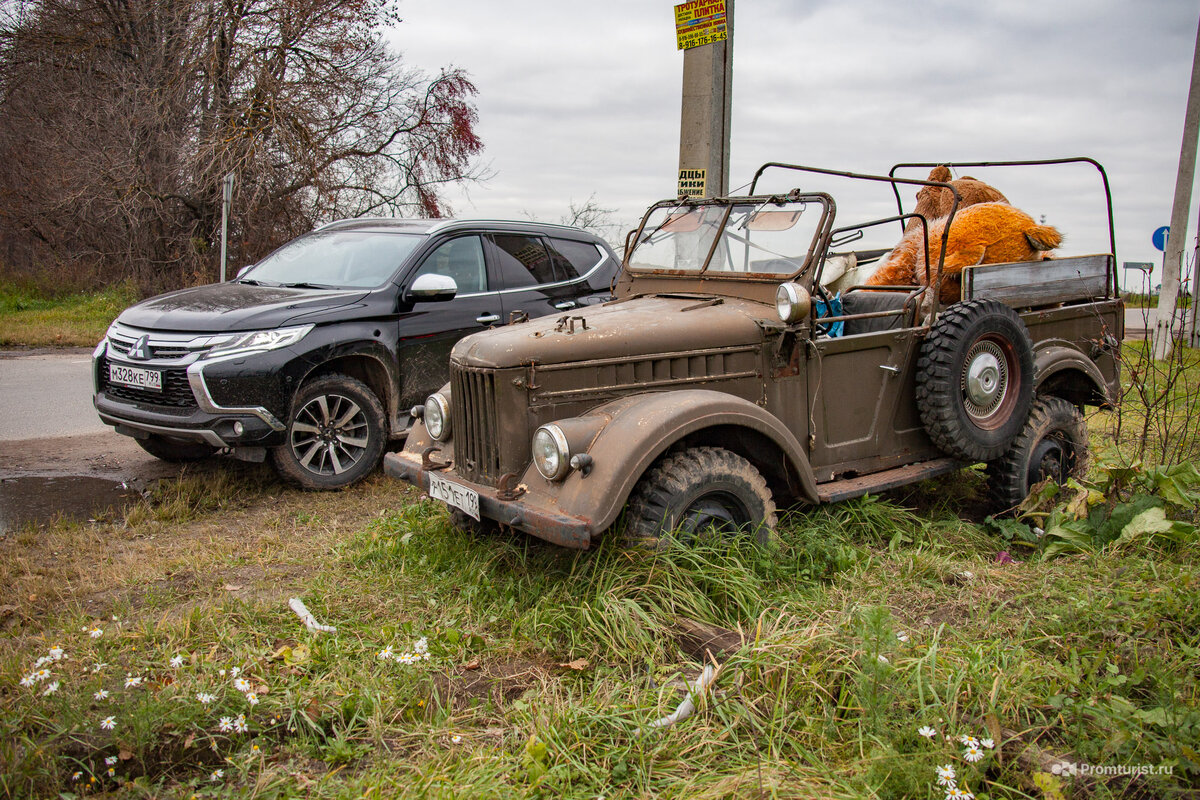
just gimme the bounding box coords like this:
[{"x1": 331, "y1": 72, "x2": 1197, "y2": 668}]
[
  {"x1": 624, "y1": 446, "x2": 777, "y2": 546},
  {"x1": 271, "y1": 374, "x2": 386, "y2": 490}
]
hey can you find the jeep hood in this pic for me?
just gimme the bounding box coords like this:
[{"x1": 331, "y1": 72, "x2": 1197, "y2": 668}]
[
  {"x1": 453, "y1": 294, "x2": 771, "y2": 369},
  {"x1": 116, "y1": 282, "x2": 370, "y2": 332}
]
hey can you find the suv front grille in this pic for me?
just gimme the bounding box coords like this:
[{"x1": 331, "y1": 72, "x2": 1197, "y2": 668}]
[
  {"x1": 100, "y1": 356, "x2": 197, "y2": 408},
  {"x1": 451, "y1": 365, "x2": 501, "y2": 482}
]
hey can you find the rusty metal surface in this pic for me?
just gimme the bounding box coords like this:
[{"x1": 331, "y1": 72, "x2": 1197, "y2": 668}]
[{"x1": 815, "y1": 458, "x2": 962, "y2": 503}]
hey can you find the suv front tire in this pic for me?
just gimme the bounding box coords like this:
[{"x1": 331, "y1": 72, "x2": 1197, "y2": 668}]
[{"x1": 271, "y1": 374, "x2": 387, "y2": 490}]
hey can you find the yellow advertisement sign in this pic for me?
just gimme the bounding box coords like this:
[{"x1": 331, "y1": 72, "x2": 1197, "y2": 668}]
[
  {"x1": 678, "y1": 168, "x2": 706, "y2": 197},
  {"x1": 674, "y1": 0, "x2": 727, "y2": 50}
]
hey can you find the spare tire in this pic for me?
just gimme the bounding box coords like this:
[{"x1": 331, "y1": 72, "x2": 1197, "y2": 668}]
[{"x1": 915, "y1": 299, "x2": 1034, "y2": 462}]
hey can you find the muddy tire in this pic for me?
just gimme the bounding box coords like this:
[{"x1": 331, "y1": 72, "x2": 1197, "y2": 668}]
[
  {"x1": 136, "y1": 435, "x2": 217, "y2": 462},
  {"x1": 271, "y1": 374, "x2": 387, "y2": 490},
  {"x1": 624, "y1": 446, "x2": 777, "y2": 546},
  {"x1": 986, "y1": 396, "x2": 1088, "y2": 512},
  {"x1": 916, "y1": 299, "x2": 1034, "y2": 462}
]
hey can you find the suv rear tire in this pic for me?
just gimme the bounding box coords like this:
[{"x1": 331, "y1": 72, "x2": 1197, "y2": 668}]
[
  {"x1": 624, "y1": 446, "x2": 777, "y2": 546},
  {"x1": 271, "y1": 374, "x2": 386, "y2": 490},
  {"x1": 137, "y1": 435, "x2": 217, "y2": 462},
  {"x1": 986, "y1": 396, "x2": 1087, "y2": 511},
  {"x1": 916, "y1": 299, "x2": 1034, "y2": 462}
]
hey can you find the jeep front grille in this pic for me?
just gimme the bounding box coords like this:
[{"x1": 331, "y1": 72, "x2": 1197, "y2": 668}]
[{"x1": 452, "y1": 365, "x2": 501, "y2": 482}]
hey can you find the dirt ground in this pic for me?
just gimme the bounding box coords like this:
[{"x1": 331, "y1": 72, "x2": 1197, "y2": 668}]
[{"x1": 0, "y1": 430, "x2": 189, "y2": 481}]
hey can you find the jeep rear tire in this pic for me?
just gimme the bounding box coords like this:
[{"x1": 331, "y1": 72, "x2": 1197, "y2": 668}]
[
  {"x1": 916, "y1": 299, "x2": 1034, "y2": 462},
  {"x1": 986, "y1": 396, "x2": 1088, "y2": 512},
  {"x1": 137, "y1": 435, "x2": 218, "y2": 463},
  {"x1": 271, "y1": 374, "x2": 386, "y2": 490},
  {"x1": 624, "y1": 446, "x2": 777, "y2": 546}
]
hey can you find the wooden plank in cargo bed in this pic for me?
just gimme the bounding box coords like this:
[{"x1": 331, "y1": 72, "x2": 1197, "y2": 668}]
[{"x1": 962, "y1": 254, "x2": 1112, "y2": 307}]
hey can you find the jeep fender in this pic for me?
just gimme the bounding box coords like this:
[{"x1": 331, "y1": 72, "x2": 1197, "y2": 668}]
[
  {"x1": 1034, "y1": 344, "x2": 1113, "y2": 407},
  {"x1": 534, "y1": 389, "x2": 820, "y2": 534}
]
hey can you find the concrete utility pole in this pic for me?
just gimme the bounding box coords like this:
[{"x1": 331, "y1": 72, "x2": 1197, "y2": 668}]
[
  {"x1": 676, "y1": 0, "x2": 733, "y2": 198},
  {"x1": 1153, "y1": 11, "x2": 1200, "y2": 360},
  {"x1": 219, "y1": 172, "x2": 235, "y2": 283}
]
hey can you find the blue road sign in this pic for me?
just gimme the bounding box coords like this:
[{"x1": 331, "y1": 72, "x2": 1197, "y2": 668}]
[{"x1": 1153, "y1": 225, "x2": 1170, "y2": 251}]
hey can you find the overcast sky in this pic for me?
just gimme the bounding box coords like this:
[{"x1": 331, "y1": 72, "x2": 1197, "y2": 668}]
[{"x1": 392, "y1": 0, "x2": 1200, "y2": 291}]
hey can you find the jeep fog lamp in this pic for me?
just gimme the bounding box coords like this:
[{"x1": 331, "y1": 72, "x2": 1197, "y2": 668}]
[
  {"x1": 775, "y1": 282, "x2": 811, "y2": 324},
  {"x1": 532, "y1": 424, "x2": 571, "y2": 481},
  {"x1": 424, "y1": 393, "x2": 451, "y2": 441}
]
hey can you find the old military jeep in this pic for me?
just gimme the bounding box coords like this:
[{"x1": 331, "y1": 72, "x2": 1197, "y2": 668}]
[{"x1": 383, "y1": 160, "x2": 1123, "y2": 548}]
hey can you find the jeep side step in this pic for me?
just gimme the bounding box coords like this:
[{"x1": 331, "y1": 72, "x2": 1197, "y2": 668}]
[{"x1": 816, "y1": 458, "x2": 963, "y2": 504}]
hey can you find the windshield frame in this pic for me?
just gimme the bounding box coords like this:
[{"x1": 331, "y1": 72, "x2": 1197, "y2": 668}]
[{"x1": 625, "y1": 192, "x2": 834, "y2": 284}]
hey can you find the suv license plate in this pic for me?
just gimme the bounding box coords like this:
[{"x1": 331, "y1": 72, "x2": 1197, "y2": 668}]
[
  {"x1": 109, "y1": 363, "x2": 162, "y2": 392},
  {"x1": 428, "y1": 474, "x2": 480, "y2": 521}
]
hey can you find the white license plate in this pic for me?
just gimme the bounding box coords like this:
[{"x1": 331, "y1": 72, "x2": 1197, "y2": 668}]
[
  {"x1": 428, "y1": 474, "x2": 480, "y2": 520},
  {"x1": 109, "y1": 363, "x2": 162, "y2": 392}
]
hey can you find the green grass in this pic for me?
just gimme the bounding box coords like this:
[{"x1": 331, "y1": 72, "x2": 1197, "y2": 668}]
[
  {"x1": 0, "y1": 280, "x2": 135, "y2": 347},
  {"x1": 2, "y1": 479, "x2": 1197, "y2": 798}
]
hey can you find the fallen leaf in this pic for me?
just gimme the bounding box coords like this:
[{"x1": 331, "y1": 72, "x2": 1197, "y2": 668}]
[
  {"x1": 183, "y1": 733, "x2": 196, "y2": 749},
  {"x1": 223, "y1": 584, "x2": 244, "y2": 592},
  {"x1": 118, "y1": 749, "x2": 133, "y2": 761},
  {"x1": 557, "y1": 658, "x2": 589, "y2": 671},
  {"x1": 462, "y1": 659, "x2": 480, "y2": 671}
]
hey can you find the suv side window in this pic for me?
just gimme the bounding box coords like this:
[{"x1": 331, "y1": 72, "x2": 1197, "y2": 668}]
[
  {"x1": 491, "y1": 234, "x2": 557, "y2": 288},
  {"x1": 546, "y1": 237, "x2": 601, "y2": 283},
  {"x1": 413, "y1": 235, "x2": 488, "y2": 294}
]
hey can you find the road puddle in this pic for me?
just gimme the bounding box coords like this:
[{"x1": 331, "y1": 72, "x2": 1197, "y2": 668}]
[{"x1": 0, "y1": 476, "x2": 138, "y2": 533}]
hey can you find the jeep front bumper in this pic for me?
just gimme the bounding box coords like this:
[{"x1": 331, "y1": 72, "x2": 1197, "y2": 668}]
[{"x1": 382, "y1": 450, "x2": 594, "y2": 549}]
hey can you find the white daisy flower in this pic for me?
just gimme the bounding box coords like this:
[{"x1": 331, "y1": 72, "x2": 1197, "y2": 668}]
[
  {"x1": 218, "y1": 717, "x2": 234, "y2": 732},
  {"x1": 48, "y1": 647, "x2": 65, "y2": 660},
  {"x1": 946, "y1": 788, "x2": 973, "y2": 800},
  {"x1": 196, "y1": 692, "x2": 215, "y2": 705},
  {"x1": 42, "y1": 681, "x2": 60, "y2": 696},
  {"x1": 876, "y1": 654, "x2": 889, "y2": 664},
  {"x1": 218, "y1": 669, "x2": 226, "y2": 677},
  {"x1": 896, "y1": 631, "x2": 910, "y2": 642},
  {"x1": 34, "y1": 656, "x2": 51, "y2": 668},
  {"x1": 89, "y1": 627, "x2": 104, "y2": 639},
  {"x1": 377, "y1": 646, "x2": 394, "y2": 660},
  {"x1": 34, "y1": 669, "x2": 51, "y2": 682},
  {"x1": 234, "y1": 714, "x2": 248, "y2": 733},
  {"x1": 245, "y1": 692, "x2": 259, "y2": 706},
  {"x1": 124, "y1": 675, "x2": 143, "y2": 689},
  {"x1": 105, "y1": 756, "x2": 118, "y2": 766},
  {"x1": 413, "y1": 637, "x2": 429, "y2": 655},
  {"x1": 980, "y1": 737, "x2": 995, "y2": 749},
  {"x1": 71, "y1": 771, "x2": 82, "y2": 781},
  {"x1": 94, "y1": 689, "x2": 110, "y2": 700},
  {"x1": 233, "y1": 677, "x2": 250, "y2": 692},
  {"x1": 963, "y1": 745, "x2": 985, "y2": 763},
  {"x1": 936, "y1": 764, "x2": 956, "y2": 786},
  {"x1": 450, "y1": 734, "x2": 462, "y2": 744},
  {"x1": 99, "y1": 716, "x2": 116, "y2": 730},
  {"x1": 92, "y1": 663, "x2": 108, "y2": 673},
  {"x1": 230, "y1": 667, "x2": 240, "y2": 678},
  {"x1": 918, "y1": 725, "x2": 938, "y2": 739},
  {"x1": 107, "y1": 768, "x2": 115, "y2": 778},
  {"x1": 170, "y1": 655, "x2": 184, "y2": 668},
  {"x1": 19, "y1": 673, "x2": 37, "y2": 688},
  {"x1": 960, "y1": 734, "x2": 979, "y2": 748},
  {"x1": 210, "y1": 768, "x2": 224, "y2": 782}
]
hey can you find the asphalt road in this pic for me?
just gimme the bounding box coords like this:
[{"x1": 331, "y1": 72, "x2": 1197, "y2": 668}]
[{"x1": 0, "y1": 350, "x2": 106, "y2": 441}]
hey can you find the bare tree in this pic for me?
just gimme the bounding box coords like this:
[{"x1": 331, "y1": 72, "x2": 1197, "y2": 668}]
[{"x1": 0, "y1": 0, "x2": 483, "y2": 292}]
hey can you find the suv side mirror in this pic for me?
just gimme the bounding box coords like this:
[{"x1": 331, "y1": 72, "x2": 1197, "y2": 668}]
[{"x1": 408, "y1": 273, "x2": 458, "y2": 303}]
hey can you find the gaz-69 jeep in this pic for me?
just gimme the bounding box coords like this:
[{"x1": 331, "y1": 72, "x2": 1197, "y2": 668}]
[{"x1": 384, "y1": 160, "x2": 1123, "y2": 547}]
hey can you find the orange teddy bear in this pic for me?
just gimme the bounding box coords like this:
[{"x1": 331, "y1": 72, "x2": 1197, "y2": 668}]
[
  {"x1": 866, "y1": 201, "x2": 1063, "y2": 303},
  {"x1": 905, "y1": 165, "x2": 1009, "y2": 232}
]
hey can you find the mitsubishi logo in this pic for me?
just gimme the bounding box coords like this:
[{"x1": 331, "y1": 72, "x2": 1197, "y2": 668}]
[{"x1": 128, "y1": 335, "x2": 152, "y2": 361}]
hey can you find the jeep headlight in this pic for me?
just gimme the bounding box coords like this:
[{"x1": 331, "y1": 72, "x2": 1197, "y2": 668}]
[
  {"x1": 424, "y1": 393, "x2": 451, "y2": 441},
  {"x1": 532, "y1": 424, "x2": 570, "y2": 481},
  {"x1": 775, "y1": 282, "x2": 811, "y2": 324},
  {"x1": 205, "y1": 324, "x2": 313, "y2": 358}
]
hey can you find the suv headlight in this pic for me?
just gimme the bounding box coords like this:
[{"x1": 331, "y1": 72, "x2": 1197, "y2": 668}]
[
  {"x1": 204, "y1": 325, "x2": 313, "y2": 358},
  {"x1": 776, "y1": 282, "x2": 811, "y2": 324},
  {"x1": 424, "y1": 393, "x2": 451, "y2": 441},
  {"x1": 532, "y1": 424, "x2": 570, "y2": 481}
]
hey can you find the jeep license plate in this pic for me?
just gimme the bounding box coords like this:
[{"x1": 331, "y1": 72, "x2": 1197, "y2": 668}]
[
  {"x1": 109, "y1": 363, "x2": 162, "y2": 392},
  {"x1": 428, "y1": 474, "x2": 480, "y2": 521}
]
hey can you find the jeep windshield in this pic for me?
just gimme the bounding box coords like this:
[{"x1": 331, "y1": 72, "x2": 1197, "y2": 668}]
[
  {"x1": 239, "y1": 230, "x2": 424, "y2": 289},
  {"x1": 627, "y1": 198, "x2": 826, "y2": 278}
]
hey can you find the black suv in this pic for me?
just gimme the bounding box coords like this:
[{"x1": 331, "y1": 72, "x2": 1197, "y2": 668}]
[{"x1": 93, "y1": 219, "x2": 619, "y2": 489}]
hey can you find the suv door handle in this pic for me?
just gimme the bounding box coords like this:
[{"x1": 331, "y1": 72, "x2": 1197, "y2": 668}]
[
  {"x1": 476, "y1": 313, "x2": 500, "y2": 325},
  {"x1": 554, "y1": 300, "x2": 577, "y2": 310}
]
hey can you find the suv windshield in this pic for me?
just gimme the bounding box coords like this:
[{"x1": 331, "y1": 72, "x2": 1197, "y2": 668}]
[
  {"x1": 241, "y1": 231, "x2": 424, "y2": 289},
  {"x1": 628, "y1": 200, "x2": 823, "y2": 278}
]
